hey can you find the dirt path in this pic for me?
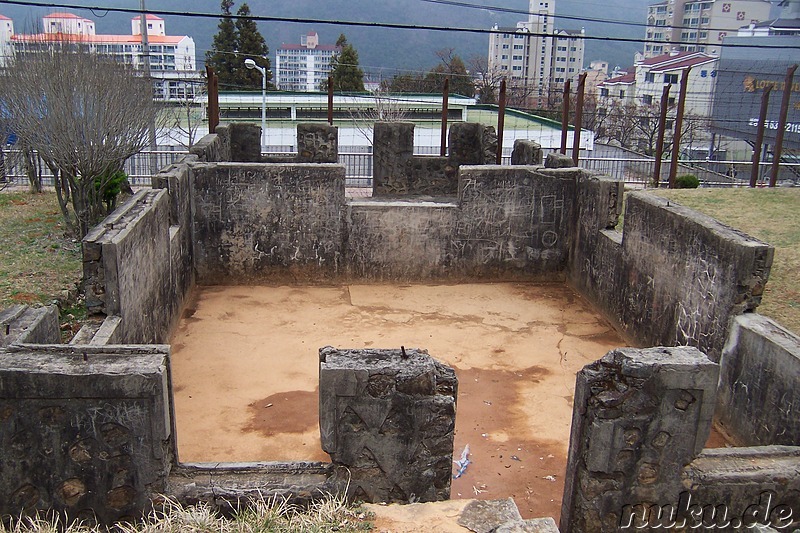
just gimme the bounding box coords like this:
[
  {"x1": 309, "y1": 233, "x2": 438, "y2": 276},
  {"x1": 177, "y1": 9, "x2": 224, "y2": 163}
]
[{"x1": 170, "y1": 283, "x2": 626, "y2": 520}]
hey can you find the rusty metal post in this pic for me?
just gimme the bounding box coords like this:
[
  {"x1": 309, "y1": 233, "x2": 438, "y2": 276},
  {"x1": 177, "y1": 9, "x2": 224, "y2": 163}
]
[
  {"x1": 668, "y1": 67, "x2": 691, "y2": 188},
  {"x1": 751, "y1": 85, "x2": 773, "y2": 187},
  {"x1": 571, "y1": 73, "x2": 587, "y2": 165},
  {"x1": 496, "y1": 78, "x2": 507, "y2": 165},
  {"x1": 560, "y1": 79, "x2": 571, "y2": 155},
  {"x1": 206, "y1": 66, "x2": 219, "y2": 134},
  {"x1": 769, "y1": 64, "x2": 798, "y2": 187},
  {"x1": 441, "y1": 78, "x2": 450, "y2": 157},
  {"x1": 327, "y1": 77, "x2": 334, "y2": 125},
  {"x1": 653, "y1": 84, "x2": 672, "y2": 188}
]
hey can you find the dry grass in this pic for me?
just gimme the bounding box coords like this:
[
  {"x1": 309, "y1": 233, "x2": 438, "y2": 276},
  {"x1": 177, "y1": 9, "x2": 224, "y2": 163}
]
[
  {"x1": 650, "y1": 188, "x2": 800, "y2": 334},
  {"x1": 0, "y1": 191, "x2": 82, "y2": 309},
  {"x1": 0, "y1": 495, "x2": 373, "y2": 533}
]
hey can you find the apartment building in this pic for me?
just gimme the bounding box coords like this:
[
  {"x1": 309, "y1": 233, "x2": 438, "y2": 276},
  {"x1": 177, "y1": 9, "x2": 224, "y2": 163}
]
[
  {"x1": 643, "y1": 0, "x2": 772, "y2": 58},
  {"x1": 275, "y1": 32, "x2": 340, "y2": 92},
  {"x1": 0, "y1": 12, "x2": 199, "y2": 101},
  {"x1": 488, "y1": 0, "x2": 585, "y2": 108}
]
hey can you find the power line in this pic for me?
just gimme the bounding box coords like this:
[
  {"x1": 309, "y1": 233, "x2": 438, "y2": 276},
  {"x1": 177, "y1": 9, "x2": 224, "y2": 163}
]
[
  {"x1": 1, "y1": 0, "x2": 799, "y2": 50},
  {"x1": 418, "y1": 0, "x2": 781, "y2": 36}
]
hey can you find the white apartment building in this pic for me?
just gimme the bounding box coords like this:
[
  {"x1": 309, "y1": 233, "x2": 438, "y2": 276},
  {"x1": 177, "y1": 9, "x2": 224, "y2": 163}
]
[
  {"x1": 0, "y1": 12, "x2": 199, "y2": 101},
  {"x1": 643, "y1": 0, "x2": 772, "y2": 58},
  {"x1": 488, "y1": 0, "x2": 585, "y2": 108},
  {"x1": 599, "y1": 51, "x2": 719, "y2": 115},
  {"x1": 275, "y1": 32, "x2": 340, "y2": 92}
]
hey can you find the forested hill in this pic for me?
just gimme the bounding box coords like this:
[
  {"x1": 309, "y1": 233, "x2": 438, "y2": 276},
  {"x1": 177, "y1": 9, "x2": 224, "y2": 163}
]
[{"x1": 2, "y1": 0, "x2": 654, "y2": 76}]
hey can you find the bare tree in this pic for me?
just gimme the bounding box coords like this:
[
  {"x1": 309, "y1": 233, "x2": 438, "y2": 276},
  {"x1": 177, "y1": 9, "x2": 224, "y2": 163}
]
[
  {"x1": 163, "y1": 74, "x2": 207, "y2": 149},
  {"x1": 349, "y1": 87, "x2": 410, "y2": 145},
  {"x1": 0, "y1": 44, "x2": 162, "y2": 237}
]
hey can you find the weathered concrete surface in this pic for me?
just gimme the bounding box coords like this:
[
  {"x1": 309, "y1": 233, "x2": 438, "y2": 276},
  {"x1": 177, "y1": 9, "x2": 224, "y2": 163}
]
[
  {"x1": 406, "y1": 155, "x2": 458, "y2": 195},
  {"x1": 569, "y1": 189, "x2": 774, "y2": 362},
  {"x1": 83, "y1": 190, "x2": 180, "y2": 344},
  {"x1": 717, "y1": 313, "x2": 800, "y2": 446},
  {"x1": 167, "y1": 461, "x2": 340, "y2": 512},
  {"x1": 620, "y1": 193, "x2": 773, "y2": 361},
  {"x1": 457, "y1": 166, "x2": 578, "y2": 277},
  {"x1": 297, "y1": 123, "x2": 338, "y2": 163},
  {"x1": 511, "y1": 140, "x2": 543, "y2": 166},
  {"x1": 560, "y1": 347, "x2": 718, "y2": 533},
  {"x1": 346, "y1": 198, "x2": 459, "y2": 280},
  {"x1": 373, "y1": 122, "x2": 415, "y2": 194},
  {"x1": 496, "y1": 517, "x2": 560, "y2": 533},
  {"x1": 153, "y1": 160, "x2": 195, "y2": 311},
  {"x1": 683, "y1": 446, "x2": 800, "y2": 530},
  {"x1": 191, "y1": 162, "x2": 346, "y2": 283},
  {"x1": 457, "y1": 498, "x2": 523, "y2": 533},
  {"x1": 545, "y1": 154, "x2": 574, "y2": 169},
  {"x1": 319, "y1": 347, "x2": 458, "y2": 503},
  {"x1": 0, "y1": 345, "x2": 173, "y2": 523},
  {"x1": 189, "y1": 128, "x2": 230, "y2": 163},
  {"x1": 0, "y1": 305, "x2": 60, "y2": 347},
  {"x1": 228, "y1": 123, "x2": 261, "y2": 162},
  {"x1": 449, "y1": 123, "x2": 497, "y2": 167}
]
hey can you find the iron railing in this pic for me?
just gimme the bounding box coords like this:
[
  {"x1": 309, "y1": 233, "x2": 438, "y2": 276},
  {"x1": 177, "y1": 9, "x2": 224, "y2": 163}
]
[{"x1": 1, "y1": 148, "x2": 797, "y2": 194}]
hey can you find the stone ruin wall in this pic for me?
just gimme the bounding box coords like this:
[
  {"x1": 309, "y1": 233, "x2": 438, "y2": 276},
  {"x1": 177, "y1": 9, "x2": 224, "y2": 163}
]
[{"x1": 0, "y1": 122, "x2": 799, "y2": 528}]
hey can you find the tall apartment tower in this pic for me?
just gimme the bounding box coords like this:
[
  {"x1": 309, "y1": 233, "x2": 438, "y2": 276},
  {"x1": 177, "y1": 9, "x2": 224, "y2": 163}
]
[
  {"x1": 488, "y1": 0, "x2": 584, "y2": 108},
  {"x1": 276, "y1": 32, "x2": 340, "y2": 92},
  {"x1": 643, "y1": 0, "x2": 772, "y2": 58}
]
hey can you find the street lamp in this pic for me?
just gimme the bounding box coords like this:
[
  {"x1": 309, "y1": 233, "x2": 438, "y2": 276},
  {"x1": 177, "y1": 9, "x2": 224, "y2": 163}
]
[{"x1": 245, "y1": 58, "x2": 266, "y2": 152}]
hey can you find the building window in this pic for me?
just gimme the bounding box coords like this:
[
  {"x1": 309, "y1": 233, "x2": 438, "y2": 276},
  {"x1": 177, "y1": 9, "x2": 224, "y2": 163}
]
[
  {"x1": 643, "y1": 95, "x2": 653, "y2": 105},
  {"x1": 646, "y1": 72, "x2": 656, "y2": 82},
  {"x1": 502, "y1": 44, "x2": 509, "y2": 49},
  {"x1": 619, "y1": 90, "x2": 626, "y2": 98},
  {"x1": 664, "y1": 73, "x2": 679, "y2": 84},
  {"x1": 600, "y1": 88, "x2": 609, "y2": 96}
]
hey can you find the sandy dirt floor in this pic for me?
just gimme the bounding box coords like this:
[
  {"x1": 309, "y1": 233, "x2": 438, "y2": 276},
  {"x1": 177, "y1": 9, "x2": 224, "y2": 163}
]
[{"x1": 171, "y1": 283, "x2": 629, "y2": 521}]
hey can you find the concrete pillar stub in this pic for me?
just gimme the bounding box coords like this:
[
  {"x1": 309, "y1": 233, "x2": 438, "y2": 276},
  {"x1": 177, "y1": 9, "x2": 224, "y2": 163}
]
[
  {"x1": 511, "y1": 140, "x2": 543, "y2": 165},
  {"x1": 373, "y1": 122, "x2": 415, "y2": 194},
  {"x1": 318, "y1": 346, "x2": 458, "y2": 504},
  {"x1": 297, "y1": 123, "x2": 339, "y2": 163},
  {"x1": 560, "y1": 346, "x2": 718, "y2": 533}
]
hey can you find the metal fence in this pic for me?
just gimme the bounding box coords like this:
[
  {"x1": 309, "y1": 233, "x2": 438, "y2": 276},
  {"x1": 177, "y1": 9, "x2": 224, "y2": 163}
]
[{"x1": 2, "y1": 148, "x2": 797, "y2": 194}]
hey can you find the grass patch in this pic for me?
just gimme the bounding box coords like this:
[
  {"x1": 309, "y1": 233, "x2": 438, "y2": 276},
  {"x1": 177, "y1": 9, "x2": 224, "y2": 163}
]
[
  {"x1": 0, "y1": 191, "x2": 83, "y2": 335},
  {"x1": 0, "y1": 495, "x2": 373, "y2": 533},
  {"x1": 650, "y1": 188, "x2": 800, "y2": 334}
]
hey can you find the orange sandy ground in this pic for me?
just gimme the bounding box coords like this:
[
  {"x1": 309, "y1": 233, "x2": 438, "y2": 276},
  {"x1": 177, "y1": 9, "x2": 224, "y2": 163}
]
[{"x1": 170, "y1": 283, "x2": 629, "y2": 521}]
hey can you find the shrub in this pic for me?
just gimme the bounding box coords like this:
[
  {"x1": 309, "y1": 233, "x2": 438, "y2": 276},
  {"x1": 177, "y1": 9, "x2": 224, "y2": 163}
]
[{"x1": 675, "y1": 174, "x2": 700, "y2": 189}]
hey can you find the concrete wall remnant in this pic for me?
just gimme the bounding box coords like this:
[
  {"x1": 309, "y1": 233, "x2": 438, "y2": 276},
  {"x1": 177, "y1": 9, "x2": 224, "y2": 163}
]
[
  {"x1": 297, "y1": 123, "x2": 338, "y2": 163},
  {"x1": 82, "y1": 189, "x2": 186, "y2": 344},
  {"x1": 0, "y1": 305, "x2": 60, "y2": 347},
  {"x1": 560, "y1": 346, "x2": 719, "y2": 532},
  {"x1": 372, "y1": 121, "x2": 499, "y2": 196},
  {"x1": 373, "y1": 122, "x2": 415, "y2": 194},
  {"x1": 319, "y1": 347, "x2": 458, "y2": 503},
  {"x1": 511, "y1": 139, "x2": 543, "y2": 165},
  {"x1": 0, "y1": 344, "x2": 173, "y2": 524},
  {"x1": 191, "y1": 162, "x2": 346, "y2": 283},
  {"x1": 717, "y1": 313, "x2": 800, "y2": 446},
  {"x1": 570, "y1": 189, "x2": 773, "y2": 362},
  {"x1": 228, "y1": 123, "x2": 262, "y2": 162}
]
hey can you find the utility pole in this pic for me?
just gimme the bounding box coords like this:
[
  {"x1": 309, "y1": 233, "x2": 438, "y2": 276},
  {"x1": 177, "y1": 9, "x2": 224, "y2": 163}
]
[{"x1": 141, "y1": 0, "x2": 158, "y2": 177}]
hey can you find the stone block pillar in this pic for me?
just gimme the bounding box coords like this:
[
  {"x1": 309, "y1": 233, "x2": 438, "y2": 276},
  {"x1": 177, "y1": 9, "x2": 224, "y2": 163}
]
[
  {"x1": 319, "y1": 347, "x2": 458, "y2": 503},
  {"x1": 228, "y1": 123, "x2": 262, "y2": 162},
  {"x1": 373, "y1": 122, "x2": 415, "y2": 194},
  {"x1": 448, "y1": 123, "x2": 497, "y2": 167},
  {"x1": 297, "y1": 123, "x2": 339, "y2": 163},
  {"x1": 560, "y1": 347, "x2": 718, "y2": 533},
  {"x1": 511, "y1": 140, "x2": 543, "y2": 165}
]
